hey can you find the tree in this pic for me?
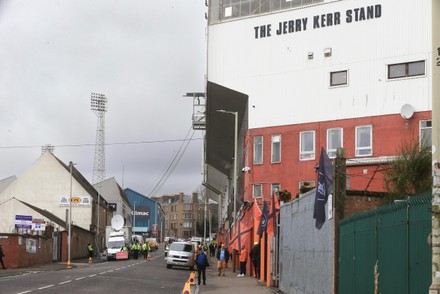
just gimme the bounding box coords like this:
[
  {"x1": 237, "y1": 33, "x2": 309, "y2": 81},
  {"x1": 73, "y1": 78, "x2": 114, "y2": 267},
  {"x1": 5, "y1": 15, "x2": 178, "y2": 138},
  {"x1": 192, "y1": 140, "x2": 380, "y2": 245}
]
[{"x1": 384, "y1": 140, "x2": 431, "y2": 201}]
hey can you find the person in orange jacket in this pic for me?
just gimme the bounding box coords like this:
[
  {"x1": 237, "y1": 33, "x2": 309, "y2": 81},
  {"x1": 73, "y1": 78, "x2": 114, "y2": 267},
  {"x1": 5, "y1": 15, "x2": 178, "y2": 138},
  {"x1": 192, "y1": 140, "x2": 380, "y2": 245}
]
[{"x1": 237, "y1": 244, "x2": 248, "y2": 277}]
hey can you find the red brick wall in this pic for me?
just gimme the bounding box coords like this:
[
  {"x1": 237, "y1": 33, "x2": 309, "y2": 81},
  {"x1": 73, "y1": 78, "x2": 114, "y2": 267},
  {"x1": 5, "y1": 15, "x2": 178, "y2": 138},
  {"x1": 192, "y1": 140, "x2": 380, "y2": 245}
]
[
  {"x1": 60, "y1": 226, "x2": 95, "y2": 262},
  {"x1": 0, "y1": 234, "x2": 53, "y2": 269},
  {"x1": 344, "y1": 193, "x2": 388, "y2": 218}
]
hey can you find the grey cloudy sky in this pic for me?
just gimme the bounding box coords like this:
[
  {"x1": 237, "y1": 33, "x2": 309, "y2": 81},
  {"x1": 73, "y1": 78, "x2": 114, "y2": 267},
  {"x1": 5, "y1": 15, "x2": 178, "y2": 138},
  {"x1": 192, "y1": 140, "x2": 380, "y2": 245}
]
[{"x1": 0, "y1": 0, "x2": 206, "y2": 197}]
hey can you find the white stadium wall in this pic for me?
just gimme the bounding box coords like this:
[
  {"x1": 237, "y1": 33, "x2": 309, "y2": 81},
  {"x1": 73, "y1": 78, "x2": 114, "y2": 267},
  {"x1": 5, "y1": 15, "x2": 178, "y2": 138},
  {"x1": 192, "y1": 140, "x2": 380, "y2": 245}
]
[{"x1": 207, "y1": 0, "x2": 432, "y2": 129}]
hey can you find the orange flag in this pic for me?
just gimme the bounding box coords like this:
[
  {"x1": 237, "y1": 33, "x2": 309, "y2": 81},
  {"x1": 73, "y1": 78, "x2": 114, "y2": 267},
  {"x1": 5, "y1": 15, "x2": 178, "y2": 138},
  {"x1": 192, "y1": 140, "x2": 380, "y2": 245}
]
[
  {"x1": 267, "y1": 191, "x2": 280, "y2": 236},
  {"x1": 253, "y1": 199, "x2": 262, "y2": 241}
]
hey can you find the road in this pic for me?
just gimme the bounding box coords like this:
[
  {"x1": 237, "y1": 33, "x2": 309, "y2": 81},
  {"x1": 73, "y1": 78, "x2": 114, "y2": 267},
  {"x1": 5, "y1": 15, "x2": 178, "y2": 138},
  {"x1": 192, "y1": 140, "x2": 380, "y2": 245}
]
[{"x1": 0, "y1": 250, "x2": 192, "y2": 294}]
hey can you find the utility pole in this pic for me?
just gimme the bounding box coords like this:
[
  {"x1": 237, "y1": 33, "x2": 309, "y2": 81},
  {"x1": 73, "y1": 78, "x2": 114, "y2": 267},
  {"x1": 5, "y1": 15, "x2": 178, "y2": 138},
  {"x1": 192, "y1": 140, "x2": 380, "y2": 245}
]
[{"x1": 430, "y1": 1, "x2": 440, "y2": 293}]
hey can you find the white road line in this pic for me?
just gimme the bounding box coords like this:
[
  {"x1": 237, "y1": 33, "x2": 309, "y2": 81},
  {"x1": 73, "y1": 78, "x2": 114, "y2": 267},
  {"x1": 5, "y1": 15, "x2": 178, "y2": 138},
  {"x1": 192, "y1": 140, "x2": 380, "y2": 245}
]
[
  {"x1": 59, "y1": 280, "x2": 72, "y2": 285},
  {"x1": 38, "y1": 285, "x2": 54, "y2": 290},
  {"x1": 99, "y1": 272, "x2": 106, "y2": 275},
  {"x1": 75, "y1": 277, "x2": 85, "y2": 280},
  {"x1": 17, "y1": 291, "x2": 32, "y2": 294}
]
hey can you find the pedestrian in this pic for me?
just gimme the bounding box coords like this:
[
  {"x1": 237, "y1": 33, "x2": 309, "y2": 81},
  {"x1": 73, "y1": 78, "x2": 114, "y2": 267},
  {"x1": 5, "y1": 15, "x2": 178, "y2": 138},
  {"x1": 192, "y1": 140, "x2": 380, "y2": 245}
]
[
  {"x1": 216, "y1": 243, "x2": 229, "y2": 276},
  {"x1": 249, "y1": 242, "x2": 260, "y2": 278},
  {"x1": 87, "y1": 243, "x2": 93, "y2": 264},
  {"x1": 133, "y1": 242, "x2": 140, "y2": 259},
  {"x1": 237, "y1": 244, "x2": 248, "y2": 277},
  {"x1": 142, "y1": 242, "x2": 150, "y2": 260},
  {"x1": 196, "y1": 248, "x2": 209, "y2": 285},
  {"x1": 0, "y1": 244, "x2": 6, "y2": 270},
  {"x1": 209, "y1": 243, "x2": 215, "y2": 257}
]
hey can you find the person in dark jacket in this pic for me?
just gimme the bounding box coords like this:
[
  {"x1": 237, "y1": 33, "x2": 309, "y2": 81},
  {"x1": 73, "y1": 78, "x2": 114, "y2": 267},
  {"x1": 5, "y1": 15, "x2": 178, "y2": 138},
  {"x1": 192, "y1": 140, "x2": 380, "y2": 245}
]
[
  {"x1": 249, "y1": 242, "x2": 260, "y2": 278},
  {"x1": 0, "y1": 244, "x2": 5, "y2": 269},
  {"x1": 196, "y1": 249, "x2": 209, "y2": 285}
]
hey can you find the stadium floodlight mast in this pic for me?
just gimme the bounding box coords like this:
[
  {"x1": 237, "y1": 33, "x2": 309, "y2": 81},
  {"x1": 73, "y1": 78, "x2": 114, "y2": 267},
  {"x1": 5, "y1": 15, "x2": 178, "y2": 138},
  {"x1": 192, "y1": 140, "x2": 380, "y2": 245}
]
[
  {"x1": 91, "y1": 93, "x2": 108, "y2": 184},
  {"x1": 216, "y1": 109, "x2": 238, "y2": 224}
]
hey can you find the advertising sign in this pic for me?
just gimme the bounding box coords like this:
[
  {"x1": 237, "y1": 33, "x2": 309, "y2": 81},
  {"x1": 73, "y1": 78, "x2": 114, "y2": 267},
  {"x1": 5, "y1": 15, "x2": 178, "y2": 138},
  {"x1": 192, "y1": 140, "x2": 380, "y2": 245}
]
[
  {"x1": 131, "y1": 205, "x2": 150, "y2": 220},
  {"x1": 15, "y1": 215, "x2": 32, "y2": 229},
  {"x1": 59, "y1": 196, "x2": 91, "y2": 207}
]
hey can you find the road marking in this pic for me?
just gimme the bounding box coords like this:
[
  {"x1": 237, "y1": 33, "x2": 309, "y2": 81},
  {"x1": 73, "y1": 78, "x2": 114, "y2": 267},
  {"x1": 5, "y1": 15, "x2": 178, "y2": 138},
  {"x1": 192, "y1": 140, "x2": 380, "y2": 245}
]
[
  {"x1": 75, "y1": 277, "x2": 85, "y2": 280},
  {"x1": 38, "y1": 285, "x2": 54, "y2": 290},
  {"x1": 59, "y1": 280, "x2": 72, "y2": 285},
  {"x1": 17, "y1": 291, "x2": 32, "y2": 294},
  {"x1": 89, "y1": 274, "x2": 97, "y2": 278},
  {"x1": 99, "y1": 272, "x2": 106, "y2": 275}
]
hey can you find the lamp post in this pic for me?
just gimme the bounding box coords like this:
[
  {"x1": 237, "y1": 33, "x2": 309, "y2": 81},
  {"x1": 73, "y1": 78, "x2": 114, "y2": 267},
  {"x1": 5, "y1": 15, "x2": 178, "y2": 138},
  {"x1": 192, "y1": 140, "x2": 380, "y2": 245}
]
[
  {"x1": 133, "y1": 201, "x2": 136, "y2": 235},
  {"x1": 216, "y1": 109, "x2": 238, "y2": 223},
  {"x1": 67, "y1": 161, "x2": 75, "y2": 269}
]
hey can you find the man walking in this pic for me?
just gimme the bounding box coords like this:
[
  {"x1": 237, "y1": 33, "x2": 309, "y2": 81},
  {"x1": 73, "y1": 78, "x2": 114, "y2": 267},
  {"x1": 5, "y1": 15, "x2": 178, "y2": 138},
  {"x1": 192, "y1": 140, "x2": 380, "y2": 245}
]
[
  {"x1": 249, "y1": 242, "x2": 260, "y2": 278},
  {"x1": 216, "y1": 243, "x2": 229, "y2": 276},
  {"x1": 196, "y1": 248, "x2": 209, "y2": 285},
  {"x1": 0, "y1": 244, "x2": 6, "y2": 269}
]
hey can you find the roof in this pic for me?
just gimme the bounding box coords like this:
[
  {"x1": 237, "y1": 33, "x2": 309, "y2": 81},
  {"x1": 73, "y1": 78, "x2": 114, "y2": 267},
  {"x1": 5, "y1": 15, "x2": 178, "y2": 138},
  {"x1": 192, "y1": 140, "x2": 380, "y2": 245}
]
[
  {"x1": 0, "y1": 176, "x2": 17, "y2": 193},
  {"x1": 94, "y1": 177, "x2": 130, "y2": 205},
  {"x1": 16, "y1": 198, "x2": 66, "y2": 228}
]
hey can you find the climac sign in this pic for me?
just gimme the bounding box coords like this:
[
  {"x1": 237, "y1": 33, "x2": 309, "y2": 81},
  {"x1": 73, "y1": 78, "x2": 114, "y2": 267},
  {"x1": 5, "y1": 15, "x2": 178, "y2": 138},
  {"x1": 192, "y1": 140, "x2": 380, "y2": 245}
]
[{"x1": 131, "y1": 206, "x2": 150, "y2": 220}]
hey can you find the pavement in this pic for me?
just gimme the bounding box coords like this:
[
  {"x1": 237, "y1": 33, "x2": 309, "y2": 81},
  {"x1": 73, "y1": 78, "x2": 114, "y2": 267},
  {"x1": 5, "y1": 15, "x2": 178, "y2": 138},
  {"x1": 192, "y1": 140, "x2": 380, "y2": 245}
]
[{"x1": 189, "y1": 255, "x2": 280, "y2": 294}]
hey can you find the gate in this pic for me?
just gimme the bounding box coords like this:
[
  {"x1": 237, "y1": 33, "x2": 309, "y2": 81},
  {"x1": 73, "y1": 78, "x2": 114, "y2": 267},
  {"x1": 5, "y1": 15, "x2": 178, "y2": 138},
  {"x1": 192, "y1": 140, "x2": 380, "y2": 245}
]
[{"x1": 339, "y1": 193, "x2": 431, "y2": 294}]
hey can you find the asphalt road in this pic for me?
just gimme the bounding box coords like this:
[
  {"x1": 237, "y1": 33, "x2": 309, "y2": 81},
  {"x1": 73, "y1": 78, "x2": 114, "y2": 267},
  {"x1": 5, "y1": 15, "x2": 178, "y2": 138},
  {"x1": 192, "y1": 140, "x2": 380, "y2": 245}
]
[{"x1": 0, "y1": 250, "x2": 192, "y2": 294}]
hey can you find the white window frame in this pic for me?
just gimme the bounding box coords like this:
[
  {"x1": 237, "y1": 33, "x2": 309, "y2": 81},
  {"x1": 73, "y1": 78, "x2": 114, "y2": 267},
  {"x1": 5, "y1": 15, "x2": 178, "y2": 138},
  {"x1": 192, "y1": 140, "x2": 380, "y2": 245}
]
[
  {"x1": 327, "y1": 128, "x2": 343, "y2": 158},
  {"x1": 271, "y1": 183, "x2": 280, "y2": 193},
  {"x1": 355, "y1": 125, "x2": 372, "y2": 157},
  {"x1": 252, "y1": 184, "x2": 263, "y2": 198},
  {"x1": 330, "y1": 70, "x2": 348, "y2": 87},
  {"x1": 300, "y1": 130, "x2": 315, "y2": 160},
  {"x1": 388, "y1": 60, "x2": 425, "y2": 79},
  {"x1": 420, "y1": 120, "x2": 432, "y2": 147},
  {"x1": 271, "y1": 134, "x2": 281, "y2": 163},
  {"x1": 253, "y1": 135, "x2": 263, "y2": 164}
]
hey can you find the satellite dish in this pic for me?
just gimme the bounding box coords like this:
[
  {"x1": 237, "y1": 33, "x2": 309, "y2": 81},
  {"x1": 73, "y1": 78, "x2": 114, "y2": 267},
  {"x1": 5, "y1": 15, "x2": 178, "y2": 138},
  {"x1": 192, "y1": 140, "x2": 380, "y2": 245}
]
[
  {"x1": 400, "y1": 104, "x2": 414, "y2": 119},
  {"x1": 111, "y1": 214, "x2": 124, "y2": 230}
]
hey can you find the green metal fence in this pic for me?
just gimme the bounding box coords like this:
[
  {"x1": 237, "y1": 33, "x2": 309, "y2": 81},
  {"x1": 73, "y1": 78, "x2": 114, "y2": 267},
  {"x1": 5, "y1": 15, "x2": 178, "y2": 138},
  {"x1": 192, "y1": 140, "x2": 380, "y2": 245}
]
[{"x1": 339, "y1": 193, "x2": 432, "y2": 294}]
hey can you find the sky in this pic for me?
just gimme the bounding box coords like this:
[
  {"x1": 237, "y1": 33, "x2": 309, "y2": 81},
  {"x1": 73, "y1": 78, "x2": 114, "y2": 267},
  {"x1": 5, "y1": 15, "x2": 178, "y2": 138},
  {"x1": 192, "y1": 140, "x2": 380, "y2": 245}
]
[{"x1": 0, "y1": 0, "x2": 207, "y2": 197}]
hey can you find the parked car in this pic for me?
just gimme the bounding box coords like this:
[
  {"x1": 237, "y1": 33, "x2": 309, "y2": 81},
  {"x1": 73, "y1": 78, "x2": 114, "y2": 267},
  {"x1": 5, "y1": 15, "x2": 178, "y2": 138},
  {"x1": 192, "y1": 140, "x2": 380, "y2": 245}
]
[{"x1": 166, "y1": 241, "x2": 196, "y2": 270}]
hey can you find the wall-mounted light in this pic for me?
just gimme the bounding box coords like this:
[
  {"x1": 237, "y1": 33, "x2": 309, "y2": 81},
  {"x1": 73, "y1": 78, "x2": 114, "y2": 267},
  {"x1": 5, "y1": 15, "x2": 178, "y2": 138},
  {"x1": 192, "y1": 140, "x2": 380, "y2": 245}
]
[{"x1": 308, "y1": 52, "x2": 314, "y2": 60}]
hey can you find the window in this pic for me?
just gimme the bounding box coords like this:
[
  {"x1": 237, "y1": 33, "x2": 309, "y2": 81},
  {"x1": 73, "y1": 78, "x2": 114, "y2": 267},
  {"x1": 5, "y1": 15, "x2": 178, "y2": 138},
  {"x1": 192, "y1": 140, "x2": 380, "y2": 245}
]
[
  {"x1": 420, "y1": 120, "x2": 432, "y2": 147},
  {"x1": 183, "y1": 213, "x2": 192, "y2": 219},
  {"x1": 300, "y1": 131, "x2": 315, "y2": 160},
  {"x1": 253, "y1": 184, "x2": 263, "y2": 198},
  {"x1": 183, "y1": 222, "x2": 192, "y2": 228},
  {"x1": 271, "y1": 183, "x2": 281, "y2": 193},
  {"x1": 184, "y1": 204, "x2": 192, "y2": 211},
  {"x1": 254, "y1": 135, "x2": 263, "y2": 164},
  {"x1": 388, "y1": 60, "x2": 425, "y2": 79},
  {"x1": 327, "y1": 128, "x2": 343, "y2": 158},
  {"x1": 355, "y1": 125, "x2": 372, "y2": 156},
  {"x1": 330, "y1": 70, "x2": 348, "y2": 86},
  {"x1": 271, "y1": 134, "x2": 281, "y2": 163}
]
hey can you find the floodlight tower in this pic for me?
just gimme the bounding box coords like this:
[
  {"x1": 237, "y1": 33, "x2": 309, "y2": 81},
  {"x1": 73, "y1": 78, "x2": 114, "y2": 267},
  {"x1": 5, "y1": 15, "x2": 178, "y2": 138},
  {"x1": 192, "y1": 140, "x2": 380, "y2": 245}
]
[{"x1": 91, "y1": 93, "x2": 108, "y2": 184}]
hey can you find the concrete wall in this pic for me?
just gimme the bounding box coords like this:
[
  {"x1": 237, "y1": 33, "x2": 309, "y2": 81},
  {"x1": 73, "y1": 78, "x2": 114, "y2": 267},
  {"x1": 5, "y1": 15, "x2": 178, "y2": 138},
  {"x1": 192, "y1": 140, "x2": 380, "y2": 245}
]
[{"x1": 279, "y1": 189, "x2": 334, "y2": 294}]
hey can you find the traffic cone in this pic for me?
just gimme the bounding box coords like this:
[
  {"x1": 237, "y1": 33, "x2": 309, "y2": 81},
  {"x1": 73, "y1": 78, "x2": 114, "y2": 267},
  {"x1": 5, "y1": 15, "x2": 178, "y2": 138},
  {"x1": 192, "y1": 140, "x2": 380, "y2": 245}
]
[
  {"x1": 189, "y1": 272, "x2": 196, "y2": 285},
  {"x1": 181, "y1": 281, "x2": 191, "y2": 294}
]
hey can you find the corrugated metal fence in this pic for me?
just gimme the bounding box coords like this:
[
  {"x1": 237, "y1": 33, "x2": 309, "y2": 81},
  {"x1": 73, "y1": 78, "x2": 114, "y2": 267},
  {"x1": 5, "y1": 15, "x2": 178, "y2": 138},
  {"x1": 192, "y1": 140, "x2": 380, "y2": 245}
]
[{"x1": 339, "y1": 193, "x2": 432, "y2": 294}]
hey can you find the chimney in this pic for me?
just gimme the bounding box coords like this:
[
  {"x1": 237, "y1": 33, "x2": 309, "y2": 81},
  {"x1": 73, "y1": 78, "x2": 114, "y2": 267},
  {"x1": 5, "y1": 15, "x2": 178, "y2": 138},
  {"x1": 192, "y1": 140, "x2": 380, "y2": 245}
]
[
  {"x1": 179, "y1": 192, "x2": 184, "y2": 203},
  {"x1": 192, "y1": 192, "x2": 198, "y2": 204}
]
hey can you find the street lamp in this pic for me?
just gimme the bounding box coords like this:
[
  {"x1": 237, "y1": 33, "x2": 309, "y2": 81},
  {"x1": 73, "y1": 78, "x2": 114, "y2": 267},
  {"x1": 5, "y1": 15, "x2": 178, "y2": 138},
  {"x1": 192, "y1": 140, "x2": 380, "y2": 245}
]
[
  {"x1": 216, "y1": 109, "x2": 238, "y2": 223},
  {"x1": 67, "y1": 161, "x2": 75, "y2": 269},
  {"x1": 133, "y1": 201, "x2": 136, "y2": 235}
]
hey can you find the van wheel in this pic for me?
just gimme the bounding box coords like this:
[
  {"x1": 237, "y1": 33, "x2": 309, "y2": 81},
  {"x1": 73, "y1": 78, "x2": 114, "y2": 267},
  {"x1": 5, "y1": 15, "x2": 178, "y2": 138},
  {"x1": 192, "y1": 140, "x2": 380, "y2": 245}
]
[{"x1": 167, "y1": 264, "x2": 172, "y2": 269}]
